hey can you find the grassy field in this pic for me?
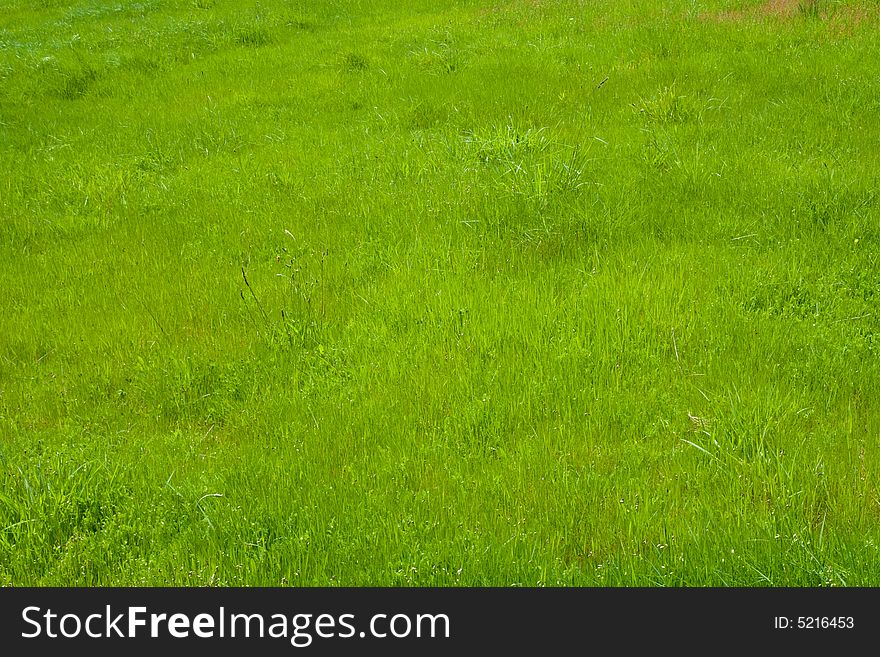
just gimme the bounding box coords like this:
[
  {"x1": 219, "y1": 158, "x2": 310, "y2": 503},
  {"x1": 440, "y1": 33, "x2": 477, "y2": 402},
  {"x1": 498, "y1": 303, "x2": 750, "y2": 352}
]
[{"x1": 1, "y1": 0, "x2": 879, "y2": 586}]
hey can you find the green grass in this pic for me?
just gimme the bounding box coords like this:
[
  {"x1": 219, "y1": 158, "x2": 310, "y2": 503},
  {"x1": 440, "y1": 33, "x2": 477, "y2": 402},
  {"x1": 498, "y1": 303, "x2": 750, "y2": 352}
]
[{"x1": 1, "y1": 0, "x2": 879, "y2": 586}]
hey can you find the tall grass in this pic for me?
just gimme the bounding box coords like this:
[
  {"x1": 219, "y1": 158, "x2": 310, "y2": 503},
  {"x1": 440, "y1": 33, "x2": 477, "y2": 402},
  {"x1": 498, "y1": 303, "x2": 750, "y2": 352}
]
[{"x1": 1, "y1": 0, "x2": 879, "y2": 585}]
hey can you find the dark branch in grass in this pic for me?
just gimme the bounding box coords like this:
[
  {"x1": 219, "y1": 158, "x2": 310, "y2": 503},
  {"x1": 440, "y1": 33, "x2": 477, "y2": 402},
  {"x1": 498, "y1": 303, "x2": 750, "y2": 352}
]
[
  {"x1": 132, "y1": 293, "x2": 169, "y2": 340},
  {"x1": 241, "y1": 266, "x2": 271, "y2": 327}
]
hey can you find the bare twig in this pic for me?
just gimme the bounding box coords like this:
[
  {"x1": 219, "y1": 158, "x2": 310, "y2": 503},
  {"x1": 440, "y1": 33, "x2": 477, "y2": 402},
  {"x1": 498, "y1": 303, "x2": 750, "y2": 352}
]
[{"x1": 241, "y1": 267, "x2": 270, "y2": 326}]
